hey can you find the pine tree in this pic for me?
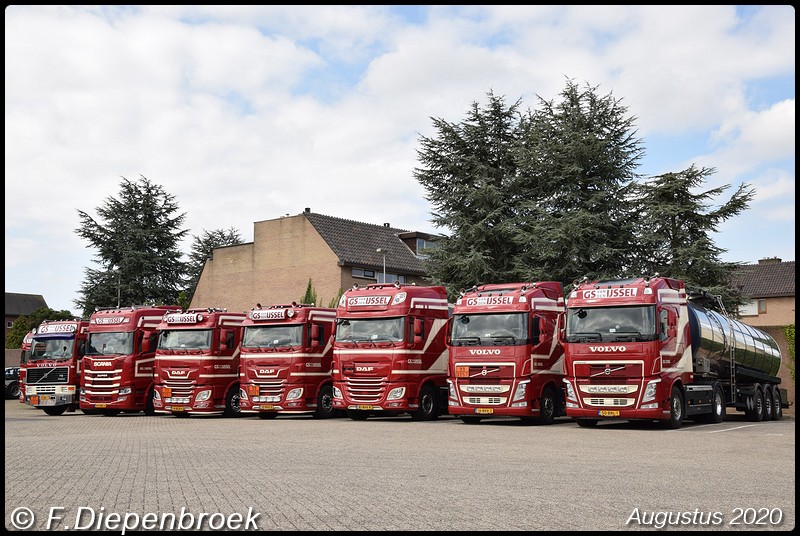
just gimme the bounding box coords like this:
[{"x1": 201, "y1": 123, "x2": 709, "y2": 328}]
[
  {"x1": 300, "y1": 279, "x2": 318, "y2": 306},
  {"x1": 75, "y1": 175, "x2": 188, "y2": 316}
]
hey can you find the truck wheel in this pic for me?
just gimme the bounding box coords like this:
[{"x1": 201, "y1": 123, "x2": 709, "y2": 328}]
[
  {"x1": 346, "y1": 409, "x2": 369, "y2": 421},
  {"x1": 410, "y1": 384, "x2": 439, "y2": 421},
  {"x1": 702, "y1": 385, "x2": 726, "y2": 424},
  {"x1": 144, "y1": 389, "x2": 156, "y2": 416},
  {"x1": 223, "y1": 385, "x2": 242, "y2": 418},
  {"x1": 313, "y1": 384, "x2": 336, "y2": 419},
  {"x1": 746, "y1": 384, "x2": 765, "y2": 422},
  {"x1": 538, "y1": 385, "x2": 558, "y2": 425},
  {"x1": 575, "y1": 419, "x2": 598, "y2": 428},
  {"x1": 763, "y1": 385, "x2": 774, "y2": 421},
  {"x1": 772, "y1": 389, "x2": 783, "y2": 420},
  {"x1": 459, "y1": 416, "x2": 482, "y2": 424},
  {"x1": 43, "y1": 406, "x2": 69, "y2": 416},
  {"x1": 6, "y1": 382, "x2": 20, "y2": 399},
  {"x1": 663, "y1": 385, "x2": 684, "y2": 429}
]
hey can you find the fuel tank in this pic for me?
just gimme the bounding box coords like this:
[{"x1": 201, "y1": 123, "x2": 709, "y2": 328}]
[{"x1": 687, "y1": 303, "x2": 782, "y2": 378}]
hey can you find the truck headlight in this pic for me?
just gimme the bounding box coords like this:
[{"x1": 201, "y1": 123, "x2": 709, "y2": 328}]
[
  {"x1": 563, "y1": 378, "x2": 577, "y2": 402},
  {"x1": 196, "y1": 389, "x2": 212, "y2": 402},
  {"x1": 333, "y1": 386, "x2": 342, "y2": 399},
  {"x1": 287, "y1": 388, "x2": 303, "y2": 400},
  {"x1": 387, "y1": 387, "x2": 405, "y2": 400},
  {"x1": 119, "y1": 387, "x2": 132, "y2": 395},
  {"x1": 446, "y1": 379, "x2": 457, "y2": 400},
  {"x1": 642, "y1": 379, "x2": 660, "y2": 403},
  {"x1": 512, "y1": 380, "x2": 528, "y2": 402}
]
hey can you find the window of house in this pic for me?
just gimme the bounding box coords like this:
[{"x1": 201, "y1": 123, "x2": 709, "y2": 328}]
[
  {"x1": 739, "y1": 301, "x2": 758, "y2": 317},
  {"x1": 7, "y1": 321, "x2": 12, "y2": 329},
  {"x1": 758, "y1": 299, "x2": 767, "y2": 314},
  {"x1": 377, "y1": 273, "x2": 406, "y2": 284},
  {"x1": 352, "y1": 268, "x2": 376, "y2": 279}
]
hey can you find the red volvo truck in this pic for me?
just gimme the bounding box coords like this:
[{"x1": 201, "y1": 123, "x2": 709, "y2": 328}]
[
  {"x1": 18, "y1": 330, "x2": 35, "y2": 403},
  {"x1": 332, "y1": 282, "x2": 450, "y2": 421},
  {"x1": 446, "y1": 282, "x2": 566, "y2": 424},
  {"x1": 153, "y1": 308, "x2": 246, "y2": 417},
  {"x1": 562, "y1": 276, "x2": 790, "y2": 429},
  {"x1": 238, "y1": 303, "x2": 337, "y2": 419},
  {"x1": 80, "y1": 305, "x2": 181, "y2": 416},
  {"x1": 24, "y1": 319, "x2": 90, "y2": 415}
]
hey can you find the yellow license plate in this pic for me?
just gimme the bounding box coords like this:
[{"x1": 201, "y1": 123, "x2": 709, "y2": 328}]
[
  {"x1": 172, "y1": 406, "x2": 185, "y2": 412},
  {"x1": 599, "y1": 410, "x2": 620, "y2": 417},
  {"x1": 476, "y1": 408, "x2": 493, "y2": 414},
  {"x1": 96, "y1": 403, "x2": 107, "y2": 408},
  {"x1": 263, "y1": 405, "x2": 275, "y2": 410},
  {"x1": 357, "y1": 405, "x2": 373, "y2": 410},
  {"x1": 40, "y1": 395, "x2": 51, "y2": 401}
]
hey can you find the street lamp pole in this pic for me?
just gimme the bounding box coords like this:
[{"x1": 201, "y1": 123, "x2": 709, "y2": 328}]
[{"x1": 376, "y1": 248, "x2": 386, "y2": 283}]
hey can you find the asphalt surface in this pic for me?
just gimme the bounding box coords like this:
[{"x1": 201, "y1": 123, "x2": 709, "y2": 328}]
[{"x1": 4, "y1": 400, "x2": 795, "y2": 532}]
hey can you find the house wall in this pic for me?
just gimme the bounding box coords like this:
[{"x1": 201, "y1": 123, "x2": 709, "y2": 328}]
[{"x1": 740, "y1": 296, "x2": 795, "y2": 327}]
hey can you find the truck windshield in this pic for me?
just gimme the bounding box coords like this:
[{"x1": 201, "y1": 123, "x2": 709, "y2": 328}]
[
  {"x1": 29, "y1": 338, "x2": 74, "y2": 361},
  {"x1": 565, "y1": 305, "x2": 656, "y2": 342},
  {"x1": 243, "y1": 325, "x2": 303, "y2": 348},
  {"x1": 158, "y1": 330, "x2": 212, "y2": 350},
  {"x1": 450, "y1": 313, "x2": 528, "y2": 346},
  {"x1": 87, "y1": 332, "x2": 133, "y2": 355},
  {"x1": 335, "y1": 317, "x2": 405, "y2": 343}
]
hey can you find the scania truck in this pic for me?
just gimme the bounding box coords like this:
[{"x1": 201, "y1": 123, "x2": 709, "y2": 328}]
[
  {"x1": 562, "y1": 276, "x2": 790, "y2": 428},
  {"x1": 333, "y1": 282, "x2": 450, "y2": 421},
  {"x1": 238, "y1": 303, "x2": 337, "y2": 419},
  {"x1": 447, "y1": 282, "x2": 566, "y2": 424},
  {"x1": 25, "y1": 319, "x2": 89, "y2": 415},
  {"x1": 80, "y1": 305, "x2": 181, "y2": 415},
  {"x1": 153, "y1": 308, "x2": 246, "y2": 417}
]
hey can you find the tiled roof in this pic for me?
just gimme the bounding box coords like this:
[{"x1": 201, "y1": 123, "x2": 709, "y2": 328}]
[
  {"x1": 5, "y1": 293, "x2": 48, "y2": 316},
  {"x1": 304, "y1": 211, "x2": 428, "y2": 275},
  {"x1": 731, "y1": 260, "x2": 795, "y2": 298}
]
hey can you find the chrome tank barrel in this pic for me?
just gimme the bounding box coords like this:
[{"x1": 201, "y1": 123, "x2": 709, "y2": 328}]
[{"x1": 687, "y1": 303, "x2": 781, "y2": 377}]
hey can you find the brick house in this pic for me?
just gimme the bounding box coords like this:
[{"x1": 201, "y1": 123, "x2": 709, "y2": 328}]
[
  {"x1": 732, "y1": 257, "x2": 795, "y2": 416},
  {"x1": 5, "y1": 292, "x2": 48, "y2": 339},
  {"x1": 190, "y1": 208, "x2": 439, "y2": 313}
]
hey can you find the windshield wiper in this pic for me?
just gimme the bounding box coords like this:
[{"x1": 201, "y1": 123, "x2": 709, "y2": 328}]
[
  {"x1": 568, "y1": 332, "x2": 602, "y2": 343},
  {"x1": 612, "y1": 331, "x2": 642, "y2": 342},
  {"x1": 490, "y1": 336, "x2": 517, "y2": 345},
  {"x1": 452, "y1": 337, "x2": 481, "y2": 346}
]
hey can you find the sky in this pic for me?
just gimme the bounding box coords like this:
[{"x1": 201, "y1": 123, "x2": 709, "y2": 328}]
[{"x1": 5, "y1": 5, "x2": 795, "y2": 316}]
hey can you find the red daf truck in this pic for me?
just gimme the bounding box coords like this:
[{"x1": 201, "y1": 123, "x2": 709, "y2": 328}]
[
  {"x1": 153, "y1": 308, "x2": 246, "y2": 417},
  {"x1": 562, "y1": 276, "x2": 790, "y2": 429},
  {"x1": 446, "y1": 282, "x2": 566, "y2": 424},
  {"x1": 80, "y1": 305, "x2": 181, "y2": 416},
  {"x1": 238, "y1": 303, "x2": 337, "y2": 419},
  {"x1": 17, "y1": 330, "x2": 35, "y2": 403},
  {"x1": 332, "y1": 282, "x2": 451, "y2": 421},
  {"x1": 24, "y1": 319, "x2": 89, "y2": 415}
]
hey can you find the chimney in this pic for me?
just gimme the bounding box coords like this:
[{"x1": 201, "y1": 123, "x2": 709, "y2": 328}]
[
  {"x1": 383, "y1": 223, "x2": 390, "y2": 227},
  {"x1": 758, "y1": 257, "x2": 781, "y2": 264},
  {"x1": 304, "y1": 207, "x2": 311, "y2": 214}
]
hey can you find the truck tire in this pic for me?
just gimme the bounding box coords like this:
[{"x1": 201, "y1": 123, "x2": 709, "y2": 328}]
[
  {"x1": 537, "y1": 385, "x2": 558, "y2": 425},
  {"x1": 575, "y1": 419, "x2": 598, "y2": 428},
  {"x1": 144, "y1": 389, "x2": 156, "y2": 416},
  {"x1": 746, "y1": 384, "x2": 765, "y2": 422},
  {"x1": 701, "y1": 385, "x2": 726, "y2": 424},
  {"x1": 346, "y1": 409, "x2": 369, "y2": 421},
  {"x1": 763, "y1": 385, "x2": 774, "y2": 421},
  {"x1": 313, "y1": 384, "x2": 336, "y2": 419},
  {"x1": 43, "y1": 406, "x2": 69, "y2": 416},
  {"x1": 223, "y1": 385, "x2": 242, "y2": 418},
  {"x1": 662, "y1": 385, "x2": 684, "y2": 429},
  {"x1": 410, "y1": 384, "x2": 439, "y2": 421},
  {"x1": 772, "y1": 389, "x2": 783, "y2": 420},
  {"x1": 459, "y1": 416, "x2": 482, "y2": 424},
  {"x1": 6, "y1": 382, "x2": 20, "y2": 400}
]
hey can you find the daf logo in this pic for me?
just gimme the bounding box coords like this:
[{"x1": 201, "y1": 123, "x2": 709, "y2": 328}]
[
  {"x1": 356, "y1": 366, "x2": 374, "y2": 372},
  {"x1": 588, "y1": 345, "x2": 627, "y2": 352},
  {"x1": 171, "y1": 370, "x2": 187, "y2": 375},
  {"x1": 258, "y1": 369, "x2": 276, "y2": 374}
]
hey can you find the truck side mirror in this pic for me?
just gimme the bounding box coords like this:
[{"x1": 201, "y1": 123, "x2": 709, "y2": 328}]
[
  {"x1": 667, "y1": 310, "x2": 677, "y2": 338},
  {"x1": 531, "y1": 316, "x2": 541, "y2": 346},
  {"x1": 220, "y1": 329, "x2": 233, "y2": 351},
  {"x1": 310, "y1": 324, "x2": 321, "y2": 347},
  {"x1": 141, "y1": 336, "x2": 152, "y2": 353},
  {"x1": 413, "y1": 318, "x2": 424, "y2": 343}
]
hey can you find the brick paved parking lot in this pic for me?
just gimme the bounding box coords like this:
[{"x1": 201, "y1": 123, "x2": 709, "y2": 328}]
[{"x1": 5, "y1": 400, "x2": 795, "y2": 531}]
